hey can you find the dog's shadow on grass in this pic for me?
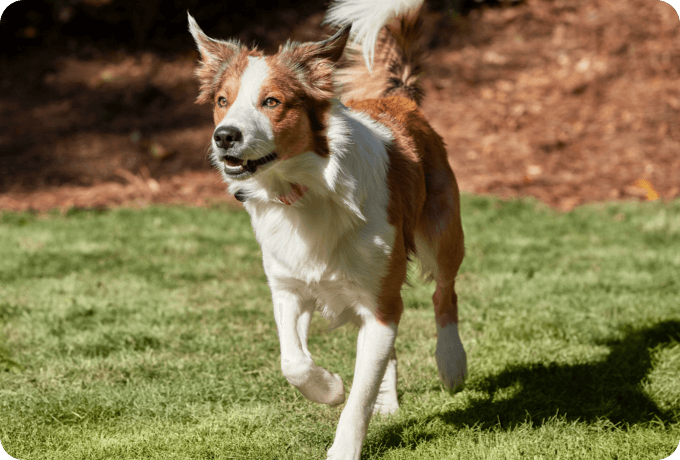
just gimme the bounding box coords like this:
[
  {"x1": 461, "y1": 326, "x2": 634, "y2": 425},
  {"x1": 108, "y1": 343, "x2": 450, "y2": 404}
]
[{"x1": 369, "y1": 319, "x2": 680, "y2": 452}]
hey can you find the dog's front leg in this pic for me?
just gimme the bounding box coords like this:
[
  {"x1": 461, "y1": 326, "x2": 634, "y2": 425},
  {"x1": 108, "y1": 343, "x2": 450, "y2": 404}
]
[
  {"x1": 372, "y1": 346, "x2": 399, "y2": 416},
  {"x1": 327, "y1": 316, "x2": 398, "y2": 460},
  {"x1": 272, "y1": 289, "x2": 345, "y2": 406}
]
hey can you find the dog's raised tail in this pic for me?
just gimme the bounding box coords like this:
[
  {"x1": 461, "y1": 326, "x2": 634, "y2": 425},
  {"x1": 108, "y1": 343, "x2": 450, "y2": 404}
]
[{"x1": 325, "y1": 0, "x2": 428, "y2": 105}]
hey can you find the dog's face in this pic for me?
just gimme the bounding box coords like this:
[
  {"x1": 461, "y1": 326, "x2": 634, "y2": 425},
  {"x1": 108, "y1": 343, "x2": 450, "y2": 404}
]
[{"x1": 188, "y1": 15, "x2": 350, "y2": 182}]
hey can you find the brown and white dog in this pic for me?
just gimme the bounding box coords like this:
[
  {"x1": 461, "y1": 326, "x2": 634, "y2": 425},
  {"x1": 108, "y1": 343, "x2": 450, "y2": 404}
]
[{"x1": 189, "y1": 0, "x2": 466, "y2": 457}]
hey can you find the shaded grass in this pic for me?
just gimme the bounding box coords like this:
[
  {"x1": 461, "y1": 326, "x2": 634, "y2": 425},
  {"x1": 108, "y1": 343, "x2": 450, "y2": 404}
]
[{"x1": 0, "y1": 197, "x2": 679, "y2": 459}]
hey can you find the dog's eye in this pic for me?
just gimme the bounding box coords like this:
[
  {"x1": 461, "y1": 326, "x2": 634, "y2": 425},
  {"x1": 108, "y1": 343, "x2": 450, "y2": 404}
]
[
  {"x1": 263, "y1": 97, "x2": 280, "y2": 108},
  {"x1": 217, "y1": 97, "x2": 228, "y2": 108}
]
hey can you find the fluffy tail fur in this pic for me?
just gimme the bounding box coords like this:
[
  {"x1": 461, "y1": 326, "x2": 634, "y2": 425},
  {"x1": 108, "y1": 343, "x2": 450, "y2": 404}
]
[{"x1": 325, "y1": 0, "x2": 428, "y2": 105}]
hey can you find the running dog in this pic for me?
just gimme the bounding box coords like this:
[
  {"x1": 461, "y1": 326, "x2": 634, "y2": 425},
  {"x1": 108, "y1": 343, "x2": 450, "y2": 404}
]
[{"x1": 189, "y1": 0, "x2": 466, "y2": 457}]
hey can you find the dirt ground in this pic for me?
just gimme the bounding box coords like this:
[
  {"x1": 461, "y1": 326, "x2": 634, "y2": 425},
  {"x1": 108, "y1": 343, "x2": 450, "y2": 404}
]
[{"x1": 1, "y1": 0, "x2": 678, "y2": 212}]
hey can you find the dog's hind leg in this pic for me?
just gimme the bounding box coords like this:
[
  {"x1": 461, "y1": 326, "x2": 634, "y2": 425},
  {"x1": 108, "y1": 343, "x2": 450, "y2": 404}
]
[
  {"x1": 432, "y1": 275, "x2": 467, "y2": 392},
  {"x1": 417, "y1": 167, "x2": 467, "y2": 392},
  {"x1": 430, "y1": 224, "x2": 467, "y2": 392},
  {"x1": 272, "y1": 290, "x2": 345, "y2": 406}
]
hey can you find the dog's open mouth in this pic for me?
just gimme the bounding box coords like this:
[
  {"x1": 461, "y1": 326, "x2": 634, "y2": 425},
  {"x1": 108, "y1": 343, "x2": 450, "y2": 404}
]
[{"x1": 222, "y1": 152, "x2": 278, "y2": 177}]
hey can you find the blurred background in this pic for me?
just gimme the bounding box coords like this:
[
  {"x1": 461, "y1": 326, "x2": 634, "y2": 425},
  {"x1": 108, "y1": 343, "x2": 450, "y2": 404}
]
[{"x1": 0, "y1": 0, "x2": 678, "y2": 211}]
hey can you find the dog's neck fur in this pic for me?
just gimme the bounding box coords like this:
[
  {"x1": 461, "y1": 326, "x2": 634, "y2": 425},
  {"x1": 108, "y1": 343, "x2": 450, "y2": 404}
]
[{"x1": 234, "y1": 99, "x2": 395, "y2": 286}]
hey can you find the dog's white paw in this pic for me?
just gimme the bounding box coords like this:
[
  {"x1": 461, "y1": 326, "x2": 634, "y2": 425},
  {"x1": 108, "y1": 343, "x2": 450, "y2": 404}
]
[
  {"x1": 435, "y1": 322, "x2": 467, "y2": 392},
  {"x1": 372, "y1": 398, "x2": 399, "y2": 417},
  {"x1": 318, "y1": 371, "x2": 345, "y2": 406},
  {"x1": 326, "y1": 407, "x2": 367, "y2": 460},
  {"x1": 297, "y1": 369, "x2": 345, "y2": 406},
  {"x1": 326, "y1": 441, "x2": 362, "y2": 460},
  {"x1": 283, "y1": 358, "x2": 345, "y2": 406}
]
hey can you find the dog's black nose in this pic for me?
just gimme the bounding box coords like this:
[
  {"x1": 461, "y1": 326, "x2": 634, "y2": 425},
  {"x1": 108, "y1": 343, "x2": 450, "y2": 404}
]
[{"x1": 213, "y1": 126, "x2": 242, "y2": 151}]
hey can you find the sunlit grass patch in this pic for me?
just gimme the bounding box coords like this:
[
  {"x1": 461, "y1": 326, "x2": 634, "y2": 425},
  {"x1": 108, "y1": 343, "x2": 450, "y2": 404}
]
[{"x1": 1, "y1": 198, "x2": 678, "y2": 459}]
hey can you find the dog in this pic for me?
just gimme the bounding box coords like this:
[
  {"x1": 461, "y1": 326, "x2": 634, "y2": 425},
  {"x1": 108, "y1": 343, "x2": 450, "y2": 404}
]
[{"x1": 189, "y1": 0, "x2": 466, "y2": 457}]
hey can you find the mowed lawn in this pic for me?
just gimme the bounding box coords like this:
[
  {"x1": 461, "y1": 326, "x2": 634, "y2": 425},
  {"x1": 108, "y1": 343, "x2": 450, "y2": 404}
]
[{"x1": 1, "y1": 196, "x2": 679, "y2": 460}]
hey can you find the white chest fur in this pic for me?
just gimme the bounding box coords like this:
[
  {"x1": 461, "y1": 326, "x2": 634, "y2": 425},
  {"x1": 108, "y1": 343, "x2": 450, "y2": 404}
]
[
  {"x1": 243, "y1": 103, "x2": 396, "y2": 317},
  {"x1": 247, "y1": 188, "x2": 394, "y2": 318}
]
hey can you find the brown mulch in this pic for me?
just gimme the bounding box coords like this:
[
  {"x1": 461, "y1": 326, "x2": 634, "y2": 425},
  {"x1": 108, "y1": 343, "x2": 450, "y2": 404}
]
[{"x1": 1, "y1": 0, "x2": 678, "y2": 213}]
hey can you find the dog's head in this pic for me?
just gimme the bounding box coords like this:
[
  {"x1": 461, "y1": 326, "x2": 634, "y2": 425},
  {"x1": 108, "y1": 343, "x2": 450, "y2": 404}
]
[{"x1": 188, "y1": 14, "x2": 350, "y2": 182}]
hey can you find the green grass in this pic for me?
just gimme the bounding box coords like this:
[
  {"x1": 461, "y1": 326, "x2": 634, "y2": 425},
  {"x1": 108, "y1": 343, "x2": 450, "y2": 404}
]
[{"x1": 1, "y1": 196, "x2": 679, "y2": 459}]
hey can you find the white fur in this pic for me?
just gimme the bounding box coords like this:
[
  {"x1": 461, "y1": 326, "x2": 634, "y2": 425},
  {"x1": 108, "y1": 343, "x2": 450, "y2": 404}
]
[
  {"x1": 327, "y1": 318, "x2": 398, "y2": 460},
  {"x1": 273, "y1": 291, "x2": 345, "y2": 406},
  {"x1": 244, "y1": 102, "x2": 395, "y2": 295},
  {"x1": 435, "y1": 322, "x2": 467, "y2": 391},
  {"x1": 325, "y1": 0, "x2": 425, "y2": 70},
  {"x1": 373, "y1": 346, "x2": 399, "y2": 416}
]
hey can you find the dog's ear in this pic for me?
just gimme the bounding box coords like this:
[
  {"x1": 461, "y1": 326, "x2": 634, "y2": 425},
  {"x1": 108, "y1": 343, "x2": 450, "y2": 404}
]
[
  {"x1": 188, "y1": 13, "x2": 240, "y2": 64},
  {"x1": 188, "y1": 13, "x2": 242, "y2": 104},
  {"x1": 278, "y1": 26, "x2": 350, "y2": 101},
  {"x1": 294, "y1": 26, "x2": 351, "y2": 66},
  {"x1": 306, "y1": 25, "x2": 351, "y2": 64}
]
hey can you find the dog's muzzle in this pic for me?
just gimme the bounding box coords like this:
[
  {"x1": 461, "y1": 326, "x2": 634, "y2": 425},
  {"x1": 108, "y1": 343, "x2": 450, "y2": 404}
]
[
  {"x1": 213, "y1": 126, "x2": 278, "y2": 178},
  {"x1": 214, "y1": 126, "x2": 242, "y2": 152},
  {"x1": 220, "y1": 151, "x2": 278, "y2": 177}
]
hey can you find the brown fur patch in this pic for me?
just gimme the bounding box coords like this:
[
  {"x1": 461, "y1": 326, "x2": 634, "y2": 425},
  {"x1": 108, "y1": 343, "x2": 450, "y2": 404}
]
[
  {"x1": 261, "y1": 42, "x2": 344, "y2": 159},
  {"x1": 257, "y1": 27, "x2": 348, "y2": 159},
  {"x1": 258, "y1": 57, "x2": 318, "y2": 160},
  {"x1": 375, "y1": 229, "x2": 407, "y2": 325},
  {"x1": 348, "y1": 96, "x2": 464, "y2": 326},
  {"x1": 429, "y1": 215, "x2": 465, "y2": 327}
]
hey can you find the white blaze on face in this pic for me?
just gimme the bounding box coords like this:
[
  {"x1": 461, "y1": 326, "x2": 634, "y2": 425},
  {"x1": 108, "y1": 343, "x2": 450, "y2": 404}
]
[
  {"x1": 230, "y1": 56, "x2": 269, "y2": 113},
  {"x1": 216, "y1": 56, "x2": 276, "y2": 160}
]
